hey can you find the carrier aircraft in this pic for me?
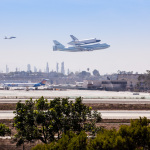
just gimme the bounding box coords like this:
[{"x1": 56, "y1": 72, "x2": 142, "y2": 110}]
[{"x1": 53, "y1": 40, "x2": 110, "y2": 52}]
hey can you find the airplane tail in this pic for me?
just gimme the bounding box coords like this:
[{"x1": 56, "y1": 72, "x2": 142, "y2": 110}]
[
  {"x1": 70, "y1": 35, "x2": 78, "y2": 41},
  {"x1": 53, "y1": 40, "x2": 65, "y2": 51},
  {"x1": 40, "y1": 79, "x2": 48, "y2": 85}
]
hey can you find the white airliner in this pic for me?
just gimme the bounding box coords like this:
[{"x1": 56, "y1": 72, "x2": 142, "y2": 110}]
[
  {"x1": 4, "y1": 36, "x2": 16, "y2": 39},
  {"x1": 3, "y1": 79, "x2": 48, "y2": 90},
  {"x1": 53, "y1": 40, "x2": 110, "y2": 52},
  {"x1": 68, "y1": 35, "x2": 101, "y2": 45}
]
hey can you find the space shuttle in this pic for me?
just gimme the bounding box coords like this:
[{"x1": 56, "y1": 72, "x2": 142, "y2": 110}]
[{"x1": 68, "y1": 35, "x2": 101, "y2": 46}]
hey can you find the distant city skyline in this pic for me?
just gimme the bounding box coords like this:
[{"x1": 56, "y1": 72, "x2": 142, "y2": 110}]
[
  {"x1": 0, "y1": 0, "x2": 150, "y2": 74},
  {"x1": 1, "y1": 62, "x2": 140, "y2": 75},
  {"x1": 2, "y1": 62, "x2": 66, "y2": 73}
]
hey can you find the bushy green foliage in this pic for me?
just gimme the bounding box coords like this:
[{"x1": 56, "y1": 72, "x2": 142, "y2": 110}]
[
  {"x1": 13, "y1": 97, "x2": 101, "y2": 146},
  {"x1": 67, "y1": 131, "x2": 88, "y2": 150},
  {"x1": 32, "y1": 117, "x2": 150, "y2": 150},
  {"x1": 89, "y1": 129, "x2": 121, "y2": 150},
  {"x1": 0, "y1": 123, "x2": 11, "y2": 136},
  {"x1": 32, "y1": 131, "x2": 88, "y2": 150},
  {"x1": 118, "y1": 117, "x2": 150, "y2": 149}
]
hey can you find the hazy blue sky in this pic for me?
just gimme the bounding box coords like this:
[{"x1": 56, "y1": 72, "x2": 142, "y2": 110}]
[{"x1": 0, "y1": 0, "x2": 150, "y2": 74}]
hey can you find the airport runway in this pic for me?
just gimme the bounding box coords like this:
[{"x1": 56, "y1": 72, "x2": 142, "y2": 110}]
[
  {"x1": 0, "y1": 98, "x2": 150, "y2": 104},
  {"x1": 1, "y1": 110, "x2": 150, "y2": 119},
  {"x1": 0, "y1": 90, "x2": 150, "y2": 104}
]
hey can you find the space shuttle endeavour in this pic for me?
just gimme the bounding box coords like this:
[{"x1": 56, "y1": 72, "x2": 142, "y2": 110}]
[{"x1": 68, "y1": 35, "x2": 101, "y2": 45}]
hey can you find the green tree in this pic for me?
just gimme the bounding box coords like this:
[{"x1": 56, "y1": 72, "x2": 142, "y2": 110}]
[
  {"x1": 0, "y1": 123, "x2": 11, "y2": 136},
  {"x1": 13, "y1": 97, "x2": 101, "y2": 147},
  {"x1": 13, "y1": 98, "x2": 37, "y2": 148}
]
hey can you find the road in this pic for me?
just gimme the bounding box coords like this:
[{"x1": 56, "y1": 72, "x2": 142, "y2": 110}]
[{"x1": 1, "y1": 110, "x2": 150, "y2": 119}]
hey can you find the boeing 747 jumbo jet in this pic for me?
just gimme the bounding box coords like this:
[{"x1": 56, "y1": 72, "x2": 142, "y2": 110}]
[
  {"x1": 53, "y1": 40, "x2": 110, "y2": 52},
  {"x1": 68, "y1": 35, "x2": 101, "y2": 45},
  {"x1": 4, "y1": 36, "x2": 16, "y2": 39},
  {"x1": 3, "y1": 79, "x2": 48, "y2": 90}
]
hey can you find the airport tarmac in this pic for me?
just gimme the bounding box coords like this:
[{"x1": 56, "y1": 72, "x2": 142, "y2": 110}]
[
  {"x1": 0, "y1": 90, "x2": 150, "y2": 104},
  {"x1": 0, "y1": 90, "x2": 150, "y2": 99}
]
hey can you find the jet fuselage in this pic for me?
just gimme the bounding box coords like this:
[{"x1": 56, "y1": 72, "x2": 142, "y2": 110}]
[
  {"x1": 3, "y1": 79, "x2": 48, "y2": 89},
  {"x1": 53, "y1": 43, "x2": 110, "y2": 52}
]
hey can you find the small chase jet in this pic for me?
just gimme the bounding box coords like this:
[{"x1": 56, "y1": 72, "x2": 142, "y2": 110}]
[
  {"x1": 68, "y1": 35, "x2": 101, "y2": 45},
  {"x1": 4, "y1": 36, "x2": 16, "y2": 39}
]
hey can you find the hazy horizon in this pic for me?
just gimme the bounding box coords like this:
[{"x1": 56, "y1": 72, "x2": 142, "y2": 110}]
[{"x1": 0, "y1": 0, "x2": 150, "y2": 74}]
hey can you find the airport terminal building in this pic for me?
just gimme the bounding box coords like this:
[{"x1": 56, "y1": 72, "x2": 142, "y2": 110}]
[{"x1": 82, "y1": 80, "x2": 127, "y2": 91}]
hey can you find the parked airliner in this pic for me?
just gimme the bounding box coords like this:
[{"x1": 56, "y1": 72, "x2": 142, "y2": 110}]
[{"x1": 3, "y1": 79, "x2": 48, "y2": 90}]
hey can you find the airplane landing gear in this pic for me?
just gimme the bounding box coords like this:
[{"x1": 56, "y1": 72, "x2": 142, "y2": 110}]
[
  {"x1": 26, "y1": 87, "x2": 29, "y2": 91},
  {"x1": 5, "y1": 87, "x2": 10, "y2": 90}
]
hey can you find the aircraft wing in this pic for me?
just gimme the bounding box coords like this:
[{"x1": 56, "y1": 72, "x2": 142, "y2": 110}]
[{"x1": 75, "y1": 45, "x2": 93, "y2": 51}]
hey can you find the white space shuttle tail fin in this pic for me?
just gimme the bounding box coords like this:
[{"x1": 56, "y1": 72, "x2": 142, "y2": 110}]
[{"x1": 70, "y1": 35, "x2": 78, "y2": 41}]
